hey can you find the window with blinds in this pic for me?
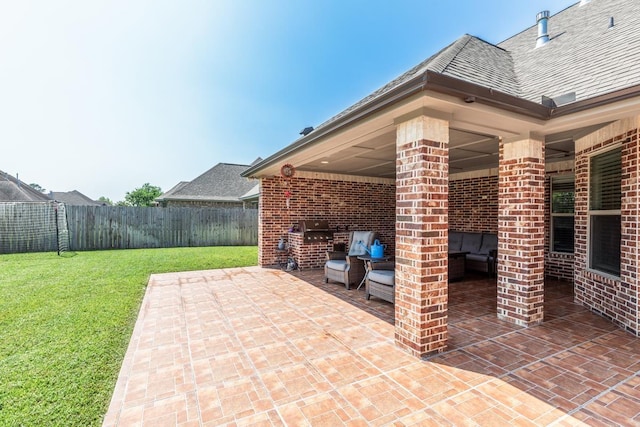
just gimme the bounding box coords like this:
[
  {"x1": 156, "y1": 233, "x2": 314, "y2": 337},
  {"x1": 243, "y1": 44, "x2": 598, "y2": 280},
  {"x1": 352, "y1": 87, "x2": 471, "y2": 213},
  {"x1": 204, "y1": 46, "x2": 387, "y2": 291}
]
[
  {"x1": 551, "y1": 176, "x2": 574, "y2": 253},
  {"x1": 589, "y1": 147, "x2": 621, "y2": 276}
]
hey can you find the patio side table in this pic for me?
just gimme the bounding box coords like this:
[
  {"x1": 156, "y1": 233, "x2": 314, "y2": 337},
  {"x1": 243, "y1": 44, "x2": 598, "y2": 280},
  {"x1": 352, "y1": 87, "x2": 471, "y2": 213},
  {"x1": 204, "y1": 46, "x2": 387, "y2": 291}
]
[
  {"x1": 356, "y1": 255, "x2": 392, "y2": 290},
  {"x1": 448, "y1": 251, "x2": 468, "y2": 281}
]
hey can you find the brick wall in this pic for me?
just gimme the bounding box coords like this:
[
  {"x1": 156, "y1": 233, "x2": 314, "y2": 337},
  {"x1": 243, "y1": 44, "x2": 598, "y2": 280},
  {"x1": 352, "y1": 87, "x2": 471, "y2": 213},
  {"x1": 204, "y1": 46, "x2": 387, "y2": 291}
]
[
  {"x1": 449, "y1": 176, "x2": 498, "y2": 233},
  {"x1": 574, "y1": 119, "x2": 639, "y2": 335},
  {"x1": 259, "y1": 176, "x2": 395, "y2": 267},
  {"x1": 261, "y1": 161, "x2": 580, "y2": 283},
  {"x1": 451, "y1": 171, "x2": 575, "y2": 280},
  {"x1": 288, "y1": 231, "x2": 350, "y2": 269}
]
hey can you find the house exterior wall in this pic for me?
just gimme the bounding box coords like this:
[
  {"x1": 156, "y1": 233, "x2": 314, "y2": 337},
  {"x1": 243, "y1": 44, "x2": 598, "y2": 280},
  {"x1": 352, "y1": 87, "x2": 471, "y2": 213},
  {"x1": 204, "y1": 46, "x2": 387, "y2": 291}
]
[
  {"x1": 259, "y1": 176, "x2": 395, "y2": 267},
  {"x1": 449, "y1": 175, "x2": 498, "y2": 233},
  {"x1": 261, "y1": 171, "x2": 577, "y2": 278},
  {"x1": 450, "y1": 171, "x2": 576, "y2": 280},
  {"x1": 574, "y1": 117, "x2": 640, "y2": 335}
]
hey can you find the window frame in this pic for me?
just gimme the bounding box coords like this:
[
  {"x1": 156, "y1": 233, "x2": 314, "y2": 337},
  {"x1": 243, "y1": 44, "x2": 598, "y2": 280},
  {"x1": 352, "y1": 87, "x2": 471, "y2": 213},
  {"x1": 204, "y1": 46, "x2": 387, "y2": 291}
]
[
  {"x1": 550, "y1": 175, "x2": 575, "y2": 254},
  {"x1": 587, "y1": 145, "x2": 622, "y2": 278}
]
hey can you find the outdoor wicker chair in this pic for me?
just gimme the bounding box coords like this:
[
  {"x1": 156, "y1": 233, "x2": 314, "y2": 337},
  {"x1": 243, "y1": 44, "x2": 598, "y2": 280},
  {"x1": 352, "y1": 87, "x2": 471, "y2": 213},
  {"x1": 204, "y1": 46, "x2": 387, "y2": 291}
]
[
  {"x1": 365, "y1": 261, "x2": 395, "y2": 303},
  {"x1": 324, "y1": 231, "x2": 377, "y2": 289}
]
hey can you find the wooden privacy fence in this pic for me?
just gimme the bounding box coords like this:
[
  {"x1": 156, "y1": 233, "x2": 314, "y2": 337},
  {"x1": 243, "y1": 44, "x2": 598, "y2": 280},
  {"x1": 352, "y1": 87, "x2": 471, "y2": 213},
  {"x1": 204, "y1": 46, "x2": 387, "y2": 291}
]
[
  {"x1": 0, "y1": 202, "x2": 61, "y2": 254},
  {"x1": 66, "y1": 206, "x2": 258, "y2": 250},
  {"x1": 0, "y1": 203, "x2": 258, "y2": 253}
]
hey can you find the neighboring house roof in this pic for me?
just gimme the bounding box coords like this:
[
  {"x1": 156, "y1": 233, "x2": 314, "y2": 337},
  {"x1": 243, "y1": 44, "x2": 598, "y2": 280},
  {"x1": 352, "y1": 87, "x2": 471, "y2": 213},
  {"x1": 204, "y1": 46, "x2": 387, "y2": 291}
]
[
  {"x1": 239, "y1": 184, "x2": 260, "y2": 202},
  {"x1": 159, "y1": 181, "x2": 190, "y2": 199},
  {"x1": 157, "y1": 159, "x2": 262, "y2": 203},
  {"x1": 244, "y1": 0, "x2": 640, "y2": 178},
  {"x1": 0, "y1": 171, "x2": 51, "y2": 202},
  {"x1": 49, "y1": 190, "x2": 102, "y2": 206}
]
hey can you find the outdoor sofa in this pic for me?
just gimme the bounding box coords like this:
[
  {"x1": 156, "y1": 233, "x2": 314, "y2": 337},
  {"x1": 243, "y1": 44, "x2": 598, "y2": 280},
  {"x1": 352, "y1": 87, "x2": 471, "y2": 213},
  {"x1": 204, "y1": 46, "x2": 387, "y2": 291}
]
[{"x1": 449, "y1": 231, "x2": 497, "y2": 274}]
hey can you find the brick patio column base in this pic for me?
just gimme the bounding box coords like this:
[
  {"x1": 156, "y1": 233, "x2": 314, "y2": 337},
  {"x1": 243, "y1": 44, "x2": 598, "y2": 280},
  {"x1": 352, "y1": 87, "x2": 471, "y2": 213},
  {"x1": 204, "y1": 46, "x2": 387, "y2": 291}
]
[
  {"x1": 497, "y1": 134, "x2": 545, "y2": 326},
  {"x1": 395, "y1": 112, "x2": 449, "y2": 357}
]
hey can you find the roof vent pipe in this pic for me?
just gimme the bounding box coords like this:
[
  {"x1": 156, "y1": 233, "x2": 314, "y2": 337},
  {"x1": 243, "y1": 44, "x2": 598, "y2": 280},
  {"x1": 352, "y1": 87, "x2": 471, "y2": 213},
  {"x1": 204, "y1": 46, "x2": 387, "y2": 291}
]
[
  {"x1": 299, "y1": 126, "x2": 314, "y2": 136},
  {"x1": 536, "y1": 10, "x2": 550, "y2": 48}
]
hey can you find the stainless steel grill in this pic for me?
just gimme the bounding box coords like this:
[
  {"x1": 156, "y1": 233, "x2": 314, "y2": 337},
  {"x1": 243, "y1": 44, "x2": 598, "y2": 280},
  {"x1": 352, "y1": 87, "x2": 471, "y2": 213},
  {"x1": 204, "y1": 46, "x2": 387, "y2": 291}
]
[{"x1": 299, "y1": 220, "x2": 333, "y2": 243}]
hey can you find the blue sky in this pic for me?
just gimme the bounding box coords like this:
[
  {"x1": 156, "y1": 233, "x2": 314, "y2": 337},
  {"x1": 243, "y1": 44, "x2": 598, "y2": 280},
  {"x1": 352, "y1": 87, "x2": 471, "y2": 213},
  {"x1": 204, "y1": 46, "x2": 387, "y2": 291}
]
[{"x1": 0, "y1": 0, "x2": 576, "y2": 202}]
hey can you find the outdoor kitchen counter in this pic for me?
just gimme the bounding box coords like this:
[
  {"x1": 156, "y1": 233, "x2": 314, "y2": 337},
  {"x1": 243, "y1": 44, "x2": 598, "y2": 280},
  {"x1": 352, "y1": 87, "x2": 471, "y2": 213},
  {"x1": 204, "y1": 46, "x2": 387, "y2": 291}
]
[{"x1": 288, "y1": 231, "x2": 350, "y2": 269}]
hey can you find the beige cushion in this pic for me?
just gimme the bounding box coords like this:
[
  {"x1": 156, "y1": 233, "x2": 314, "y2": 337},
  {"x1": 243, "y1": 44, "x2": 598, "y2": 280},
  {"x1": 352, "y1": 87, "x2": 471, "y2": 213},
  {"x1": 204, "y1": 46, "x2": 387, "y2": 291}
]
[
  {"x1": 368, "y1": 270, "x2": 394, "y2": 286},
  {"x1": 326, "y1": 260, "x2": 348, "y2": 271}
]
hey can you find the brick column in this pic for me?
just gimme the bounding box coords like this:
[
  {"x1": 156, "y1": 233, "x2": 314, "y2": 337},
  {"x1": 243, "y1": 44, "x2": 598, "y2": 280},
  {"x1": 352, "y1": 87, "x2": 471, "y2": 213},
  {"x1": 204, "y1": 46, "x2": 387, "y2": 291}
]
[
  {"x1": 497, "y1": 134, "x2": 545, "y2": 326},
  {"x1": 395, "y1": 113, "x2": 449, "y2": 357}
]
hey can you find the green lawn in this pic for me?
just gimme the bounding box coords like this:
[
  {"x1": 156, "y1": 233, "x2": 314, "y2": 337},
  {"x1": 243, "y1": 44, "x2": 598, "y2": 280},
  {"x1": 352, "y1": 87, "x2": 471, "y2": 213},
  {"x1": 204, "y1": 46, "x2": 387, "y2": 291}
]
[{"x1": 0, "y1": 247, "x2": 257, "y2": 426}]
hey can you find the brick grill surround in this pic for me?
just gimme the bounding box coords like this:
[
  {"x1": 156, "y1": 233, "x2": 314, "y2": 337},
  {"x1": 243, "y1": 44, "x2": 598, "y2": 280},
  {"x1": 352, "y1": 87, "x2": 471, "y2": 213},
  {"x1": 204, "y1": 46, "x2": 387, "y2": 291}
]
[
  {"x1": 259, "y1": 176, "x2": 395, "y2": 268},
  {"x1": 288, "y1": 231, "x2": 350, "y2": 269}
]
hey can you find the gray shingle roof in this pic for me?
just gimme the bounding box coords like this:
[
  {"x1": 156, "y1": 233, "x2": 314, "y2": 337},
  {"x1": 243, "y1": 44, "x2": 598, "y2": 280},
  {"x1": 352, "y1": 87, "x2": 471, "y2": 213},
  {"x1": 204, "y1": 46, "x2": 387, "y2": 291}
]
[
  {"x1": 239, "y1": 184, "x2": 260, "y2": 201},
  {"x1": 310, "y1": 0, "x2": 640, "y2": 133},
  {"x1": 158, "y1": 162, "x2": 260, "y2": 203},
  {"x1": 311, "y1": 36, "x2": 475, "y2": 131},
  {"x1": 160, "y1": 181, "x2": 190, "y2": 199},
  {"x1": 49, "y1": 190, "x2": 102, "y2": 206},
  {"x1": 444, "y1": 36, "x2": 520, "y2": 97},
  {"x1": 0, "y1": 171, "x2": 51, "y2": 202},
  {"x1": 499, "y1": 0, "x2": 640, "y2": 103}
]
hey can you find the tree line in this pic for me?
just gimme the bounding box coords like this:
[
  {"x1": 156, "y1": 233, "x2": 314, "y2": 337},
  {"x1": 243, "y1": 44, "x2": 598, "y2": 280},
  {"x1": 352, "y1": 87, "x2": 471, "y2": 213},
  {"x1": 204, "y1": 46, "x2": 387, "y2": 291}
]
[{"x1": 30, "y1": 183, "x2": 162, "y2": 207}]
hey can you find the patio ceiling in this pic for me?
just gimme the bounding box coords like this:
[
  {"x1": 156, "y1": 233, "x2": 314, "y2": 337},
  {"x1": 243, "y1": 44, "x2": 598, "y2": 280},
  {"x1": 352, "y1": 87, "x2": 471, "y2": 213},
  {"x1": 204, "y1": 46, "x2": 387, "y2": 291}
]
[{"x1": 293, "y1": 124, "x2": 599, "y2": 179}]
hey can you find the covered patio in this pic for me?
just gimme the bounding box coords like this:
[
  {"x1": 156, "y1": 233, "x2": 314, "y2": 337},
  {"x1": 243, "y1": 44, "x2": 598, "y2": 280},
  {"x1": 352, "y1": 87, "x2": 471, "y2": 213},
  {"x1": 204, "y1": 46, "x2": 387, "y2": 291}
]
[
  {"x1": 103, "y1": 267, "x2": 640, "y2": 426},
  {"x1": 243, "y1": 0, "x2": 640, "y2": 357}
]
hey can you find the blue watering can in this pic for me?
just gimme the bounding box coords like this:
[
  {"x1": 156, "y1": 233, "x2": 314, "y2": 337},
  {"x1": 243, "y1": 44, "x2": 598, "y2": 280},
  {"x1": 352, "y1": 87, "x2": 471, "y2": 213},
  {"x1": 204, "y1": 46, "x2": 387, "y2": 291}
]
[
  {"x1": 370, "y1": 239, "x2": 385, "y2": 258},
  {"x1": 358, "y1": 239, "x2": 386, "y2": 258}
]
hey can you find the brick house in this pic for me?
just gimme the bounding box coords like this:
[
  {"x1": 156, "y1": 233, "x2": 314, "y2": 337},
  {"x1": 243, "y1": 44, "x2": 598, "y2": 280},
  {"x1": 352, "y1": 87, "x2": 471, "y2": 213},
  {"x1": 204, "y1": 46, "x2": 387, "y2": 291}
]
[
  {"x1": 243, "y1": 0, "x2": 640, "y2": 357},
  {"x1": 0, "y1": 170, "x2": 51, "y2": 202},
  {"x1": 49, "y1": 190, "x2": 103, "y2": 206},
  {"x1": 156, "y1": 160, "x2": 261, "y2": 209}
]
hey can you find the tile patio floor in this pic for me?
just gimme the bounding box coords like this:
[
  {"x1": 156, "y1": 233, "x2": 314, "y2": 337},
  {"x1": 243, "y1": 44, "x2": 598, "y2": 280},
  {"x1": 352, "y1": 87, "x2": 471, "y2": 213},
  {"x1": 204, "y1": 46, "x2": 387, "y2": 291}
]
[{"x1": 103, "y1": 267, "x2": 640, "y2": 426}]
